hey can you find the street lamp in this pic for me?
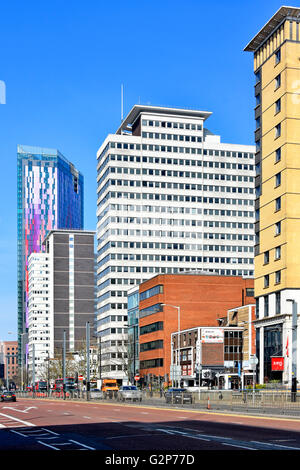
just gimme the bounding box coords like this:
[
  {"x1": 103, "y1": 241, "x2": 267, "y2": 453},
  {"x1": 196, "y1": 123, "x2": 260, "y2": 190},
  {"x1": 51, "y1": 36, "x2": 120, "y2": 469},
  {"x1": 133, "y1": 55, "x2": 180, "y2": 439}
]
[
  {"x1": 161, "y1": 304, "x2": 181, "y2": 387},
  {"x1": 287, "y1": 299, "x2": 297, "y2": 401}
]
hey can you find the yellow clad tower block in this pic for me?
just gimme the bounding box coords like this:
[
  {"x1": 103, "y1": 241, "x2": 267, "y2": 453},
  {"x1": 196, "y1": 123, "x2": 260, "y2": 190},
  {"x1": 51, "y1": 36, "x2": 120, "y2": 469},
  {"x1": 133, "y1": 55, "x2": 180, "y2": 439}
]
[{"x1": 245, "y1": 6, "x2": 300, "y2": 385}]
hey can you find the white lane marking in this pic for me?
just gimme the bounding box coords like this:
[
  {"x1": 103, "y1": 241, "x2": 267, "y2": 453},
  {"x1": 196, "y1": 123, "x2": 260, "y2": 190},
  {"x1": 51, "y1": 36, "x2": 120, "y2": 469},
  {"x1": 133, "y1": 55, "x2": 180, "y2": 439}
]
[
  {"x1": 10, "y1": 429, "x2": 30, "y2": 437},
  {"x1": 0, "y1": 413, "x2": 34, "y2": 427},
  {"x1": 69, "y1": 440, "x2": 96, "y2": 450},
  {"x1": 223, "y1": 442, "x2": 256, "y2": 450},
  {"x1": 3, "y1": 406, "x2": 37, "y2": 414},
  {"x1": 41, "y1": 428, "x2": 60, "y2": 436},
  {"x1": 83, "y1": 416, "x2": 92, "y2": 419},
  {"x1": 37, "y1": 441, "x2": 60, "y2": 450},
  {"x1": 106, "y1": 434, "x2": 155, "y2": 440},
  {"x1": 251, "y1": 440, "x2": 300, "y2": 450}
]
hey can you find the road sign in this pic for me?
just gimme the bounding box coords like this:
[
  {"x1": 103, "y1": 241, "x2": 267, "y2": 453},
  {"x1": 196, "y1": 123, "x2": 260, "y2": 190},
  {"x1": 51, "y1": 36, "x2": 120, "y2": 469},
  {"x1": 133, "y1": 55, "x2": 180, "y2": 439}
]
[
  {"x1": 170, "y1": 365, "x2": 181, "y2": 381},
  {"x1": 78, "y1": 375, "x2": 83, "y2": 381},
  {"x1": 134, "y1": 375, "x2": 140, "y2": 381}
]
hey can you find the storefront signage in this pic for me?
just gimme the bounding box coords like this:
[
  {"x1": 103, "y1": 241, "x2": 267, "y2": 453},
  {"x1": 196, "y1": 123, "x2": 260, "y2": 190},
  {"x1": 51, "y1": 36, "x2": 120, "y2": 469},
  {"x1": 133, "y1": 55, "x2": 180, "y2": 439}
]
[
  {"x1": 271, "y1": 357, "x2": 284, "y2": 371},
  {"x1": 201, "y1": 328, "x2": 224, "y2": 343}
]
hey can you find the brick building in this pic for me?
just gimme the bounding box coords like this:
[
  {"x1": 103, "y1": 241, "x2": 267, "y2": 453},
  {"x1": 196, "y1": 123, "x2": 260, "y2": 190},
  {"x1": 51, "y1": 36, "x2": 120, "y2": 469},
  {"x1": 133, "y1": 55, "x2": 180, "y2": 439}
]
[
  {"x1": 0, "y1": 341, "x2": 18, "y2": 388},
  {"x1": 138, "y1": 273, "x2": 254, "y2": 385}
]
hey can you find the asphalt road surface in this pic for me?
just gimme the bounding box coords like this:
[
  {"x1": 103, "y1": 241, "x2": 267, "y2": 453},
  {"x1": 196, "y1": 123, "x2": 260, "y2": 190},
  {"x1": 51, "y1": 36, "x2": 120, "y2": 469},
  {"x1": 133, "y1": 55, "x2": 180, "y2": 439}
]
[{"x1": 1, "y1": 397, "x2": 300, "y2": 452}]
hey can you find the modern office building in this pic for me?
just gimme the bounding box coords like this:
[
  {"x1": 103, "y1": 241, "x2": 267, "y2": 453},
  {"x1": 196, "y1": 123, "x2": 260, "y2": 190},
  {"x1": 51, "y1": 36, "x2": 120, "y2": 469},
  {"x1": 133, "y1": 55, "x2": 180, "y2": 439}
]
[
  {"x1": 17, "y1": 145, "x2": 84, "y2": 366},
  {"x1": 27, "y1": 230, "x2": 95, "y2": 381},
  {"x1": 245, "y1": 6, "x2": 300, "y2": 384},
  {"x1": 27, "y1": 252, "x2": 51, "y2": 382},
  {"x1": 127, "y1": 286, "x2": 140, "y2": 382},
  {"x1": 138, "y1": 273, "x2": 254, "y2": 386},
  {"x1": 96, "y1": 105, "x2": 255, "y2": 382}
]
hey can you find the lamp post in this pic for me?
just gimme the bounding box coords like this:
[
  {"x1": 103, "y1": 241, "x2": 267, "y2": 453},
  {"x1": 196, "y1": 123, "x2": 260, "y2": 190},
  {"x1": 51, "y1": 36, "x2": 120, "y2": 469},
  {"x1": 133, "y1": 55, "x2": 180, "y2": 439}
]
[
  {"x1": 287, "y1": 299, "x2": 297, "y2": 402},
  {"x1": 161, "y1": 304, "x2": 181, "y2": 387},
  {"x1": 86, "y1": 322, "x2": 90, "y2": 401}
]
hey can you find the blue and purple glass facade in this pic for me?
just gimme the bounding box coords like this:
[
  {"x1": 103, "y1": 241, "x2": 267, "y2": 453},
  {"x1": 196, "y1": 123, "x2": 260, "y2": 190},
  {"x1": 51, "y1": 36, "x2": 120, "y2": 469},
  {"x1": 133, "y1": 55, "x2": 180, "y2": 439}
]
[{"x1": 17, "y1": 145, "x2": 83, "y2": 364}]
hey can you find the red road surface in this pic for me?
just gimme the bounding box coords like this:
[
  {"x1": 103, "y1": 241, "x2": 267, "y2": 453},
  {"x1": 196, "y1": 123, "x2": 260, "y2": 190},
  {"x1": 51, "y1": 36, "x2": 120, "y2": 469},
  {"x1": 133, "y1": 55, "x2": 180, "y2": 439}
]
[{"x1": 0, "y1": 397, "x2": 300, "y2": 451}]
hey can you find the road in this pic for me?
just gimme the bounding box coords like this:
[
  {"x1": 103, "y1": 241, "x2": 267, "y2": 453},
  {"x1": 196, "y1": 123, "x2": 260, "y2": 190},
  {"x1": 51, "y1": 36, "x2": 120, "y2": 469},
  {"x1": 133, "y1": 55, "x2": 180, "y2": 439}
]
[{"x1": 0, "y1": 397, "x2": 300, "y2": 452}]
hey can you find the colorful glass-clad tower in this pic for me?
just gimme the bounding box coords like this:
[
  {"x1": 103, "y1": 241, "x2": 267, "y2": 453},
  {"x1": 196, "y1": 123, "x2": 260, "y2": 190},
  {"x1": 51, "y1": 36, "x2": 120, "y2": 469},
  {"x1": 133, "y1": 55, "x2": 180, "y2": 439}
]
[{"x1": 17, "y1": 145, "x2": 84, "y2": 365}]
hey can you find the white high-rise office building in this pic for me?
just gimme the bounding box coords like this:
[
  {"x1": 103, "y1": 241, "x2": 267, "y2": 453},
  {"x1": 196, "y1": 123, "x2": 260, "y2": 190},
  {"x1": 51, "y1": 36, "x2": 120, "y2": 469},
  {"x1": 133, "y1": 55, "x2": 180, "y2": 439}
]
[
  {"x1": 27, "y1": 230, "x2": 96, "y2": 382},
  {"x1": 28, "y1": 252, "x2": 51, "y2": 380},
  {"x1": 96, "y1": 105, "x2": 255, "y2": 382}
]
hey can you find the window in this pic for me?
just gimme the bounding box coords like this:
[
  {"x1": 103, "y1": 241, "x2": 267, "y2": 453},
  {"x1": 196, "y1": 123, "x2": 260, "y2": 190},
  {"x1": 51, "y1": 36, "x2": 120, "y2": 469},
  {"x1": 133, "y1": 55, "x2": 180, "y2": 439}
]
[
  {"x1": 275, "y1": 221, "x2": 281, "y2": 235},
  {"x1": 275, "y1": 147, "x2": 281, "y2": 162},
  {"x1": 264, "y1": 275, "x2": 270, "y2": 288},
  {"x1": 275, "y1": 197, "x2": 281, "y2": 211},
  {"x1": 275, "y1": 48, "x2": 281, "y2": 65},
  {"x1": 275, "y1": 123, "x2": 281, "y2": 139},
  {"x1": 264, "y1": 251, "x2": 269, "y2": 264},
  {"x1": 275, "y1": 98, "x2": 281, "y2": 114},
  {"x1": 275, "y1": 270, "x2": 281, "y2": 284},
  {"x1": 275, "y1": 291, "x2": 281, "y2": 315},
  {"x1": 275, "y1": 74, "x2": 281, "y2": 89},
  {"x1": 275, "y1": 245, "x2": 281, "y2": 260},
  {"x1": 255, "y1": 70, "x2": 261, "y2": 83},
  {"x1": 275, "y1": 172, "x2": 281, "y2": 187},
  {"x1": 264, "y1": 295, "x2": 269, "y2": 316}
]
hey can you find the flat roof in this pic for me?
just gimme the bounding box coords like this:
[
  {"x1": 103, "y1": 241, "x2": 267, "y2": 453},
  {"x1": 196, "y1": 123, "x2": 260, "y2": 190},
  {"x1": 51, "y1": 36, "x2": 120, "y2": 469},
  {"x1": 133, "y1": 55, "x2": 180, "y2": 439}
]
[
  {"x1": 244, "y1": 5, "x2": 300, "y2": 52},
  {"x1": 116, "y1": 104, "x2": 212, "y2": 135},
  {"x1": 43, "y1": 229, "x2": 95, "y2": 244}
]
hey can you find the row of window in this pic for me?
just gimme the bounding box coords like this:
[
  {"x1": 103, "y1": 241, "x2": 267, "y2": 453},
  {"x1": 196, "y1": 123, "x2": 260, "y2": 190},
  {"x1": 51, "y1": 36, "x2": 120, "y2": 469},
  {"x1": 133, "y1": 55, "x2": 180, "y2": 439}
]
[
  {"x1": 98, "y1": 148, "x2": 254, "y2": 171},
  {"x1": 99, "y1": 165, "x2": 254, "y2": 185},
  {"x1": 98, "y1": 199, "x2": 254, "y2": 224},
  {"x1": 97, "y1": 314, "x2": 128, "y2": 326},
  {"x1": 142, "y1": 131, "x2": 203, "y2": 142},
  {"x1": 99, "y1": 191, "x2": 255, "y2": 208},
  {"x1": 259, "y1": 291, "x2": 281, "y2": 317},
  {"x1": 142, "y1": 119, "x2": 203, "y2": 130},
  {"x1": 99, "y1": 179, "x2": 255, "y2": 199},
  {"x1": 264, "y1": 270, "x2": 282, "y2": 288},
  {"x1": 99, "y1": 238, "x2": 254, "y2": 258},
  {"x1": 99, "y1": 224, "x2": 254, "y2": 244},
  {"x1": 140, "y1": 285, "x2": 164, "y2": 301},
  {"x1": 99, "y1": 212, "x2": 254, "y2": 233},
  {"x1": 140, "y1": 358, "x2": 163, "y2": 369}
]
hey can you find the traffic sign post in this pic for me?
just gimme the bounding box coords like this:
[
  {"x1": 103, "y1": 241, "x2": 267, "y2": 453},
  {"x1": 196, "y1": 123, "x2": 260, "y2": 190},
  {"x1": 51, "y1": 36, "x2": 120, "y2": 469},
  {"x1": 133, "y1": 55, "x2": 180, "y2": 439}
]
[{"x1": 170, "y1": 365, "x2": 181, "y2": 387}]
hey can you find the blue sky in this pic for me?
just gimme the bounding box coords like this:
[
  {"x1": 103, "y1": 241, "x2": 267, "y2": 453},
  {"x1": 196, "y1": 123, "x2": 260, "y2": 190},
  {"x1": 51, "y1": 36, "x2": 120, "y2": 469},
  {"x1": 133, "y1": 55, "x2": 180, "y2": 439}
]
[{"x1": 0, "y1": 0, "x2": 286, "y2": 340}]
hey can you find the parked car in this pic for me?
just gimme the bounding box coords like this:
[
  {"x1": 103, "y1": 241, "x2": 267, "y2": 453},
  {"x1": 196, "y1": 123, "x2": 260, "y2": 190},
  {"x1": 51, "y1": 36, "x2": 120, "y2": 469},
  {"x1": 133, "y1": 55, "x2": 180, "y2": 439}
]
[
  {"x1": 164, "y1": 388, "x2": 193, "y2": 404},
  {"x1": 90, "y1": 389, "x2": 103, "y2": 399},
  {"x1": 1, "y1": 391, "x2": 17, "y2": 402},
  {"x1": 116, "y1": 385, "x2": 142, "y2": 402}
]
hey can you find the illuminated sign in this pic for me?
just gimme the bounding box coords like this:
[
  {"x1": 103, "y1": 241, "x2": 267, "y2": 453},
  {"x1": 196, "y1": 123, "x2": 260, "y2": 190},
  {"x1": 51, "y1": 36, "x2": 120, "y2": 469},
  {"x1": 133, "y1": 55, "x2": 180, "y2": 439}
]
[{"x1": 271, "y1": 357, "x2": 284, "y2": 371}]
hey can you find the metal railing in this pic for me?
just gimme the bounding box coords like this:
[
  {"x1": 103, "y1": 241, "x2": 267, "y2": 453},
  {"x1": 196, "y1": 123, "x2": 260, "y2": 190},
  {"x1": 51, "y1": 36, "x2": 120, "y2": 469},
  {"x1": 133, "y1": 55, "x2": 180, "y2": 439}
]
[{"x1": 14, "y1": 389, "x2": 300, "y2": 415}]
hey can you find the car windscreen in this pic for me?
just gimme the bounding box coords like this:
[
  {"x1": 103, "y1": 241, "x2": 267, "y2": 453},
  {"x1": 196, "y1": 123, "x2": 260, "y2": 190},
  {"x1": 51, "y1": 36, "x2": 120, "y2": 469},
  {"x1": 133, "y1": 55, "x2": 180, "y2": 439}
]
[{"x1": 122, "y1": 386, "x2": 137, "y2": 390}]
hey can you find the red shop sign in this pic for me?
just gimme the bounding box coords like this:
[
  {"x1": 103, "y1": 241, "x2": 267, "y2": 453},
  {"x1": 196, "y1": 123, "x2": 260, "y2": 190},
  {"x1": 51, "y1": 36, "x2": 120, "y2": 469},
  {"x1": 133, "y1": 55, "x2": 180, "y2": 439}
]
[{"x1": 271, "y1": 357, "x2": 284, "y2": 371}]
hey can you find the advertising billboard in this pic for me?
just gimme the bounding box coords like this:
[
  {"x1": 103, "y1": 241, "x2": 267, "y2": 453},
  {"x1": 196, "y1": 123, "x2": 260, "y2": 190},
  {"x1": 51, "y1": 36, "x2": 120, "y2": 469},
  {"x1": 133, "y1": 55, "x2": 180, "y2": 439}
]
[{"x1": 201, "y1": 328, "x2": 224, "y2": 343}]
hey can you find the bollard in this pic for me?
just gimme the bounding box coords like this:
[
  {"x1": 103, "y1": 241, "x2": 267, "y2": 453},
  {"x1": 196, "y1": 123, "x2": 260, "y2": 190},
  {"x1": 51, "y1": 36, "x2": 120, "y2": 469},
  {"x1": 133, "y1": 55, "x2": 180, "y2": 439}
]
[{"x1": 207, "y1": 395, "x2": 211, "y2": 410}]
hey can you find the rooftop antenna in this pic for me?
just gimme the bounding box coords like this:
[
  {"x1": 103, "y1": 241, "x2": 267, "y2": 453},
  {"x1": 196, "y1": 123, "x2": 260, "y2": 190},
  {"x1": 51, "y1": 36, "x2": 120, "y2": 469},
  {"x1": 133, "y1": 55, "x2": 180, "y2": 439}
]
[{"x1": 121, "y1": 84, "x2": 124, "y2": 122}]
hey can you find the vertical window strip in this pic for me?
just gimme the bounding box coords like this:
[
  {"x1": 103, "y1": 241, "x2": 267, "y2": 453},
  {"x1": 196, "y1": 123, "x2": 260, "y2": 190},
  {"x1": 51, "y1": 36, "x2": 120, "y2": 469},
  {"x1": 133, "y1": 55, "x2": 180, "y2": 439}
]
[{"x1": 69, "y1": 235, "x2": 75, "y2": 351}]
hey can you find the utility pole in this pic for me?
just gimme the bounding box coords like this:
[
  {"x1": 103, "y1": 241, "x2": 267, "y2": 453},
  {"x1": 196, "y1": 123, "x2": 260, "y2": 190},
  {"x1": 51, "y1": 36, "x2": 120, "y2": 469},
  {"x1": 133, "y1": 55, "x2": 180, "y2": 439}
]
[
  {"x1": 32, "y1": 344, "x2": 35, "y2": 398},
  {"x1": 86, "y1": 322, "x2": 90, "y2": 401},
  {"x1": 62, "y1": 330, "x2": 66, "y2": 400},
  {"x1": 98, "y1": 335, "x2": 102, "y2": 382}
]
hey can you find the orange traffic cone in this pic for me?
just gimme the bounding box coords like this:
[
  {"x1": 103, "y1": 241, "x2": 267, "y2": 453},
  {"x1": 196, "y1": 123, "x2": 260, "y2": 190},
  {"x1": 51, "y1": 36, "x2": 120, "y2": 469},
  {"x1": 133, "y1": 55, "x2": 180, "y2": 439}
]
[{"x1": 207, "y1": 396, "x2": 211, "y2": 410}]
